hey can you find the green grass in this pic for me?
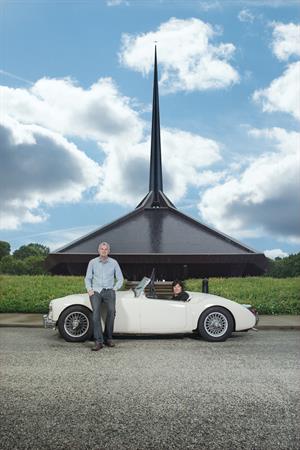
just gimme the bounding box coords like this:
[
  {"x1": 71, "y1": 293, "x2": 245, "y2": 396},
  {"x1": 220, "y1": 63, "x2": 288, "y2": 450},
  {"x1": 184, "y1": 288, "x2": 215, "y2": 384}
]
[
  {"x1": 186, "y1": 277, "x2": 300, "y2": 315},
  {"x1": 0, "y1": 275, "x2": 85, "y2": 313},
  {"x1": 0, "y1": 275, "x2": 299, "y2": 314}
]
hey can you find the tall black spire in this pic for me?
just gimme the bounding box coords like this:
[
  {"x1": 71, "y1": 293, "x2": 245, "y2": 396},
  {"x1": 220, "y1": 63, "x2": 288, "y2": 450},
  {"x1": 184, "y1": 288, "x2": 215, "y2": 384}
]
[
  {"x1": 135, "y1": 46, "x2": 175, "y2": 209},
  {"x1": 149, "y1": 45, "x2": 163, "y2": 199}
]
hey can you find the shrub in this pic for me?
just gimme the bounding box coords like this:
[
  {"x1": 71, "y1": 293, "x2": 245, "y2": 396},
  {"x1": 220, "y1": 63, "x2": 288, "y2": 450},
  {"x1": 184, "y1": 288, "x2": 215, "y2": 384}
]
[
  {"x1": 0, "y1": 275, "x2": 299, "y2": 315},
  {"x1": 266, "y1": 253, "x2": 300, "y2": 278},
  {"x1": 0, "y1": 255, "x2": 47, "y2": 275},
  {"x1": 13, "y1": 243, "x2": 49, "y2": 260},
  {"x1": 0, "y1": 241, "x2": 10, "y2": 260},
  {"x1": 185, "y1": 277, "x2": 300, "y2": 315},
  {"x1": 0, "y1": 275, "x2": 85, "y2": 313},
  {"x1": 0, "y1": 256, "x2": 27, "y2": 275}
]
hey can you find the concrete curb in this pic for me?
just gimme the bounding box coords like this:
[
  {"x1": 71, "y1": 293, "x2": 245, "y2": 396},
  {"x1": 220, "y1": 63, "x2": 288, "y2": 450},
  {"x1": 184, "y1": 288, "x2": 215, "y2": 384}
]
[
  {"x1": 0, "y1": 314, "x2": 43, "y2": 328},
  {"x1": 256, "y1": 315, "x2": 300, "y2": 330},
  {"x1": 0, "y1": 314, "x2": 299, "y2": 330}
]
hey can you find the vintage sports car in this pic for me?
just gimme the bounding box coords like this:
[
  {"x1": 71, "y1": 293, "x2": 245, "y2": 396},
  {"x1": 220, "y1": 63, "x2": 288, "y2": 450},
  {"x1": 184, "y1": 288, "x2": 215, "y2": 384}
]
[{"x1": 43, "y1": 276, "x2": 258, "y2": 343}]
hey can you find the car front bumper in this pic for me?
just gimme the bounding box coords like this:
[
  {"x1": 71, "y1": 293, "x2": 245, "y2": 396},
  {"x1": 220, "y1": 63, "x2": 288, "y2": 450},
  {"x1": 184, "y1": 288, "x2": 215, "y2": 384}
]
[
  {"x1": 43, "y1": 314, "x2": 56, "y2": 329},
  {"x1": 242, "y1": 304, "x2": 259, "y2": 328}
]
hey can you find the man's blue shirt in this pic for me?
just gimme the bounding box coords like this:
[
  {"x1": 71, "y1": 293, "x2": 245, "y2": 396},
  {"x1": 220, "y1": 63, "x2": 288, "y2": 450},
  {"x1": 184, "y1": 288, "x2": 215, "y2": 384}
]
[{"x1": 84, "y1": 256, "x2": 124, "y2": 292}]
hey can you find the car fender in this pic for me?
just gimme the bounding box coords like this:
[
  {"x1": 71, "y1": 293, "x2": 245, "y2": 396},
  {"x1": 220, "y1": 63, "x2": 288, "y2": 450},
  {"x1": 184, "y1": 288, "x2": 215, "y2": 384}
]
[
  {"x1": 186, "y1": 293, "x2": 256, "y2": 331},
  {"x1": 50, "y1": 293, "x2": 91, "y2": 322}
]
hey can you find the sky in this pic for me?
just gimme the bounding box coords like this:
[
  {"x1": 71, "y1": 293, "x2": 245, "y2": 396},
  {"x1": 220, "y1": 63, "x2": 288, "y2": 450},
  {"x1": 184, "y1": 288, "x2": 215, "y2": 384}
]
[{"x1": 0, "y1": 0, "x2": 299, "y2": 259}]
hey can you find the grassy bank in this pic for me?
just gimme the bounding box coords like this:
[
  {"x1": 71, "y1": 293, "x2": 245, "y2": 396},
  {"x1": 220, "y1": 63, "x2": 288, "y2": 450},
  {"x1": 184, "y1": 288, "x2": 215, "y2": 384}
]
[
  {"x1": 186, "y1": 277, "x2": 300, "y2": 315},
  {"x1": 0, "y1": 275, "x2": 299, "y2": 314},
  {"x1": 0, "y1": 275, "x2": 85, "y2": 313}
]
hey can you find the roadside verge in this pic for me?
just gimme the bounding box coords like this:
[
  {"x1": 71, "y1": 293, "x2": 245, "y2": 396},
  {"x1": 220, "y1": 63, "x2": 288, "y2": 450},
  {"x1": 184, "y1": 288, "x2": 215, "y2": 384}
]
[{"x1": 0, "y1": 314, "x2": 299, "y2": 329}]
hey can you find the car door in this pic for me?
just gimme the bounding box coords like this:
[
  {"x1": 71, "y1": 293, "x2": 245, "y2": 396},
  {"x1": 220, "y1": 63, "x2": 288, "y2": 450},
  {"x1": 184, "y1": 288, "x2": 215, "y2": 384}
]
[
  {"x1": 114, "y1": 291, "x2": 140, "y2": 333},
  {"x1": 139, "y1": 294, "x2": 187, "y2": 333}
]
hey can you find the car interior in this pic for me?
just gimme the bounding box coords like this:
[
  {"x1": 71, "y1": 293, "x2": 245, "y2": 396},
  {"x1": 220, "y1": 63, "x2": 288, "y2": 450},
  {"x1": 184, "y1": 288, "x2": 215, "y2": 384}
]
[{"x1": 133, "y1": 269, "x2": 191, "y2": 302}]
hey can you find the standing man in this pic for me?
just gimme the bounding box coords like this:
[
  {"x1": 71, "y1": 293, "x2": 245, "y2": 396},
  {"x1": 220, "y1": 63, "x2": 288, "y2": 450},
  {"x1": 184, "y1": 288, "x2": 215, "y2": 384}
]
[{"x1": 85, "y1": 242, "x2": 124, "y2": 352}]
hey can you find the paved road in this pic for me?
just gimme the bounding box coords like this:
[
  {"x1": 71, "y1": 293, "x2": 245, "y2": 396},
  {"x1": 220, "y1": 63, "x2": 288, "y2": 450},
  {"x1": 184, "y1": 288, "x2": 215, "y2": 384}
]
[
  {"x1": 0, "y1": 328, "x2": 299, "y2": 450},
  {"x1": 1, "y1": 313, "x2": 300, "y2": 328}
]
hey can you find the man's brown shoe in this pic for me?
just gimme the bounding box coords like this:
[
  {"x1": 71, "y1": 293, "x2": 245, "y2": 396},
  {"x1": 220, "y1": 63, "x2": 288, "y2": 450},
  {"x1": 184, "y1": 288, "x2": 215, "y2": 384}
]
[
  {"x1": 91, "y1": 342, "x2": 104, "y2": 351},
  {"x1": 105, "y1": 341, "x2": 115, "y2": 348}
]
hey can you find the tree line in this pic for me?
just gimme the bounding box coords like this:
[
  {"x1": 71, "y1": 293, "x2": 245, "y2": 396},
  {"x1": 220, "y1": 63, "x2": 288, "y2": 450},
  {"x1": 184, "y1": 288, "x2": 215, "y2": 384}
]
[
  {"x1": 266, "y1": 252, "x2": 300, "y2": 278},
  {"x1": 0, "y1": 240, "x2": 299, "y2": 277},
  {"x1": 0, "y1": 241, "x2": 49, "y2": 275}
]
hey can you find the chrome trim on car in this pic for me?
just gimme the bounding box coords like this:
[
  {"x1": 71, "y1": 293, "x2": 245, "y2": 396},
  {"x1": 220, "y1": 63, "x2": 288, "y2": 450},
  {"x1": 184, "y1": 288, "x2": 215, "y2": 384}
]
[
  {"x1": 43, "y1": 314, "x2": 56, "y2": 329},
  {"x1": 204, "y1": 311, "x2": 228, "y2": 337},
  {"x1": 63, "y1": 311, "x2": 90, "y2": 338},
  {"x1": 242, "y1": 304, "x2": 259, "y2": 327}
]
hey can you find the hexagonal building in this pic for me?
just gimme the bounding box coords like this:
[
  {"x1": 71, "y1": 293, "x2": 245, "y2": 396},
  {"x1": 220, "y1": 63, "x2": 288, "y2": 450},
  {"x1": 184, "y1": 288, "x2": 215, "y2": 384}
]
[{"x1": 46, "y1": 48, "x2": 267, "y2": 280}]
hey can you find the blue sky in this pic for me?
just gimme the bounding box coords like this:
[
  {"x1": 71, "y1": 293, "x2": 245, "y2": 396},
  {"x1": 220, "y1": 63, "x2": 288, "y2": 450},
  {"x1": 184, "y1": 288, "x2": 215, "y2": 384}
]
[{"x1": 0, "y1": 0, "x2": 299, "y2": 259}]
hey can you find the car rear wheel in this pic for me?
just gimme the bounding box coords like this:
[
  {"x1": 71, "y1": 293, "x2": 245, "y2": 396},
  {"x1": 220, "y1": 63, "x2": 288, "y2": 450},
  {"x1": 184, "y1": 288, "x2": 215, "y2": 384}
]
[
  {"x1": 58, "y1": 306, "x2": 93, "y2": 342},
  {"x1": 198, "y1": 307, "x2": 234, "y2": 342}
]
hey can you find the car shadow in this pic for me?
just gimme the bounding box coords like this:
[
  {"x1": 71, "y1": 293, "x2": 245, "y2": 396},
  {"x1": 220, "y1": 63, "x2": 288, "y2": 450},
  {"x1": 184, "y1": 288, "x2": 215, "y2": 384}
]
[{"x1": 113, "y1": 333, "x2": 190, "y2": 341}]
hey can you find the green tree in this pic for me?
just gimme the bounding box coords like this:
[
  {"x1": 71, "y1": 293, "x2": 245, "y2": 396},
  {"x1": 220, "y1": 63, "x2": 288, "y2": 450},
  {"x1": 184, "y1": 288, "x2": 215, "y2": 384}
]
[
  {"x1": 0, "y1": 241, "x2": 10, "y2": 260},
  {"x1": 0, "y1": 255, "x2": 48, "y2": 275},
  {"x1": 266, "y1": 252, "x2": 300, "y2": 277},
  {"x1": 13, "y1": 243, "x2": 49, "y2": 260},
  {"x1": 0, "y1": 255, "x2": 26, "y2": 275},
  {"x1": 23, "y1": 256, "x2": 48, "y2": 275}
]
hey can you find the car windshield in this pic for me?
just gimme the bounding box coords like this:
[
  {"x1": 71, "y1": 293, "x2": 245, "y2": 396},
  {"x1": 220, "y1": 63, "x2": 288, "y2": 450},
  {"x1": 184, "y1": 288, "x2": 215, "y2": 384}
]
[{"x1": 133, "y1": 277, "x2": 151, "y2": 298}]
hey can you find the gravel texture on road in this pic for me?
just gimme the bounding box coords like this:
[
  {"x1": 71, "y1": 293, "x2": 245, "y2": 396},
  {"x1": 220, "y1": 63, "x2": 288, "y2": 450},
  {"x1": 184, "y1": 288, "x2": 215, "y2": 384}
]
[{"x1": 0, "y1": 328, "x2": 299, "y2": 450}]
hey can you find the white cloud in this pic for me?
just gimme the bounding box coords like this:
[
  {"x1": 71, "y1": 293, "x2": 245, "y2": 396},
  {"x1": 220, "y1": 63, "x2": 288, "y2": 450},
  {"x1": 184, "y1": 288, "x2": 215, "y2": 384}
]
[
  {"x1": 8, "y1": 225, "x2": 98, "y2": 252},
  {"x1": 253, "y1": 22, "x2": 300, "y2": 121},
  {"x1": 95, "y1": 128, "x2": 222, "y2": 206},
  {"x1": 238, "y1": 9, "x2": 255, "y2": 23},
  {"x1": 253, "y1": 61, "x2": 300, "y2": 121},
  {"x1": 271, "y1": 22, "x2": 300, "y2": 61},
  {"x1": 0, "y1": 117, "x2": 102, "y2": 230},
  {"x1": 0, "y1": 77, "x2": 144, "y2": 144},
  {"x1": 226, "y1": 0, "x2": 299, "y2": 6},
  {"x1": 0, "y1": 75, "x2": 223, "y2": 225},
  {"x1": 198, "y1": 127, "x2": 300, "y2": 243},
  {"x1": 264, "y1": 248, "x2": 288, "y2": 259},
  {"x1": 197, "y1": 1, "x2": 221, "y2": 11},
  {"x1": 119, "y1": 17, "x2": 239, "y2": 93},
  {"x1": 106, "y1": 0, "x2": 128, "y2": 6},
  {"x1": 43, "y1": 225, "x2": 98, "y2": 251}
]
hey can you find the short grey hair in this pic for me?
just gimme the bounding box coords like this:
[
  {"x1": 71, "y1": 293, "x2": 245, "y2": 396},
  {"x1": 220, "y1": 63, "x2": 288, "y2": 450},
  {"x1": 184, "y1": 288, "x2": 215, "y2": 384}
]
[{"x1": 98, "y1": 242, "x2": 110, "y2": 252}]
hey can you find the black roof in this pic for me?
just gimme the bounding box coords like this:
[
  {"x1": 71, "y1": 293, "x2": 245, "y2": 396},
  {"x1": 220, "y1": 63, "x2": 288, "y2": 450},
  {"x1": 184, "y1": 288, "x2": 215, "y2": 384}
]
[{"x1": 56, "y1": 193, "x2": 256, "y2": 256}]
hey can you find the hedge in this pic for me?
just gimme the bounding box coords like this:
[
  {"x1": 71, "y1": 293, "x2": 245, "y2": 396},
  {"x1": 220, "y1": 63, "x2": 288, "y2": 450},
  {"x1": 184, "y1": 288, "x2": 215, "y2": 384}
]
[{"x1": 0, "y1": 275, "x2": 299, "y2": 314}]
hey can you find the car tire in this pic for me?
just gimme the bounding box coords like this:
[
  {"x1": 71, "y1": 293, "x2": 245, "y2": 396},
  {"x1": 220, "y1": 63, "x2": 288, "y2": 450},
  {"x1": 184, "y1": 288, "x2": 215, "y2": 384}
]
[
  {"x1": 198, "y1": 306, "x2": 234, "y2": 342},
  {"x1": 58, "y1": 305, "x2": 93, "y2": 342}
]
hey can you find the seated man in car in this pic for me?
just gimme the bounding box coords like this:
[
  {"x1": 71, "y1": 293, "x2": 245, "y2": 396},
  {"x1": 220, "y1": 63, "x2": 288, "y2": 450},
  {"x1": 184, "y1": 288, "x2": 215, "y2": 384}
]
[{"x1": 171, "y1": 280, "x2": 189, "y2": 301}]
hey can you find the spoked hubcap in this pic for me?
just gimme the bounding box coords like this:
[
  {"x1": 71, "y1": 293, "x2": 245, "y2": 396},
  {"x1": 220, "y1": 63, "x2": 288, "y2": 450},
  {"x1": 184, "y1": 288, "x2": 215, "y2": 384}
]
[
  {"x1": 64, "y1": 312, "x2": 89, "y2": 337},
  {"x1": 204, "y1": 312, "x2": 228, "y2": 337}
]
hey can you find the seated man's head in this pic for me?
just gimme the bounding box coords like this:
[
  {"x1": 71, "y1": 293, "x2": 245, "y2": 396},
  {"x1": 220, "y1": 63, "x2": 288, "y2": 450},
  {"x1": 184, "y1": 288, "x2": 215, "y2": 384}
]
[{"x1": 172, "y1": 280, "x2": 185, "y2": 295}]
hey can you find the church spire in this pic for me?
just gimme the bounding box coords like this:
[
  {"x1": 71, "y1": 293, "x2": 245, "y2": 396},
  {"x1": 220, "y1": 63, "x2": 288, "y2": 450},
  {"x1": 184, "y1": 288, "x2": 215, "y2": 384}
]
[
  {"x1": 135, "y1": 46, "x2": 175, "y2": 210},
  {"x1": 149, "y1": 46, "x2": 163, "y2": 204}
]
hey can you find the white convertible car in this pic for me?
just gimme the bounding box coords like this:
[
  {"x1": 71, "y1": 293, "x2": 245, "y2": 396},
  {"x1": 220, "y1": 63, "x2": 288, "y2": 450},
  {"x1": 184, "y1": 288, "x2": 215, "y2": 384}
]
[{"x1": 43, "y1": 277, "x2": 258, "y2": 343}]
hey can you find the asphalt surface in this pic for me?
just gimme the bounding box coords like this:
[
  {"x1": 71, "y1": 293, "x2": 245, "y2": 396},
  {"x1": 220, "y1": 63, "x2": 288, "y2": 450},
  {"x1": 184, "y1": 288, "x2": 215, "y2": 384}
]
[
  {"x1": 1, "y1": 313, "x2": 300, "y2": 328},
  {"x1": 0, "y1": 328, "x2": 299, "y2": 450}
]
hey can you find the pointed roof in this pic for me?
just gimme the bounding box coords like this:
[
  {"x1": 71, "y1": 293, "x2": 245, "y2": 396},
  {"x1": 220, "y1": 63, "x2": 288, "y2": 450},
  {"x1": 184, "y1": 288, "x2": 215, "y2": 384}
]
[
  {"x1": 149, "y1": 46, "x2": 163, "y2": 202},
  {"x1": 138, "y1": 45, "x2": 175, "y2": 209},
  {"x1": 46, "y1": 48, "x2": 267, "y2": 277}
]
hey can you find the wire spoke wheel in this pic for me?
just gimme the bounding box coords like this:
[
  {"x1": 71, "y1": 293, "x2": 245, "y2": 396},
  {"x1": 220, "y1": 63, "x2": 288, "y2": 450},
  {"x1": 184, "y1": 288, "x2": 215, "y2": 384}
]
[
  {"x1": 204, "y1": 312, "x2": 228, "y2": 337},
  {"x1": 198, "y1": 307, "x2": 233, "y2": 342},
  {"x1": 64, "y1": 311, "x2": 89, "y2": 338}
]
